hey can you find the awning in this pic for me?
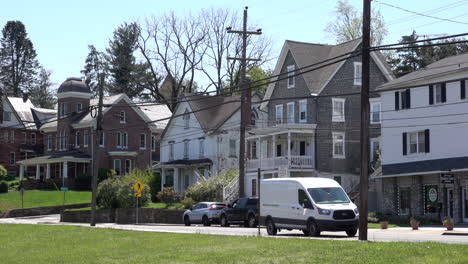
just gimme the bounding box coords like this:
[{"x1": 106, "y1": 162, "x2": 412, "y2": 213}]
[
  {"x1": 16, "y1": 150, "x2": 91, "y2": 165},
  {"x1": 154, "y1": 158, "x2": 213, "y2": 169}
]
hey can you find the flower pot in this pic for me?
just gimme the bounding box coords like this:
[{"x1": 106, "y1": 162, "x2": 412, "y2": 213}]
[
  {"x1": 410, "y1": 220, "x2": 420, "y2": 230},
  {"x1": 379, "y1": 221, "x2": 389, "y2": 229},
  {"x1": 444, "y1": 222, "x2": 454, "y2": 231}
]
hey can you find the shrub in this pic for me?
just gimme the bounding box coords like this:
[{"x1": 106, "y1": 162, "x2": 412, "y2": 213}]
[
  {"x1": 181, "y1": 197, "x2": 195, "y2": 209},
  {"x1": 183, "y1": 169, "x2": 238, "y2": 202},
  {"x1": 97, "y1": 178, "x2": 121, "y2": 209},
  {"x1": 157, "y1": 187, "x2": 177, "y2": 203},
  {"x1": 96, "y1": 177, "x2": 151, "y2": 209},
  {"x1": 75, "y1": 173, "x2": 92, "y2": 190},
  {"x1": 0, "y1": 165, "x2": 6, "y2": 180},
  {"x1": 0, "y1": 181, "x2": 8, "y2": 193},
  {"x1": 148, "y1": 171, "x2": 161, "y2": 202},
  {"x1": 98, "y1": 168, "x2": 116, "y2": 183}
]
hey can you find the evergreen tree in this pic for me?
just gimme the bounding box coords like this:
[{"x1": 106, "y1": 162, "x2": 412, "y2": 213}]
[
  {"x1": 28, "y1": 67, "x2": 56, "y2": 109},
  {"x1": 81, "y1": 45, "x2": 107, "y2": 95},
  {"x1": 0, "y1": 21, "x2": 40, "y2": 96}
]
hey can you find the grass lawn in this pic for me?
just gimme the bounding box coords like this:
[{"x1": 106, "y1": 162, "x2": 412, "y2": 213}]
[
  {"x1": 0, "y1": 190, "x2": 91, "y2": 213},
  {"x1": 145, "y1": 202, "x2": 184, "y2": 209},
  {"x1": 0, "y1": 224, "x2": 467, "y2": 264}
]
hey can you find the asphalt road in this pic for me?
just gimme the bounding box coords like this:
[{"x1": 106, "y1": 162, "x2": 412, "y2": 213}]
[{"x1": 2, "y1": 214, "x2": 468, "y2": 244}]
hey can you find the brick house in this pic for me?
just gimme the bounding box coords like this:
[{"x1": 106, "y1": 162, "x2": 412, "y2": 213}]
[
  {"x1": 0, "y1": 96, "x2": 55, "y2": 177},
  {"x1": 16, "y1": 77, "x2": 171, "y2": 187}
]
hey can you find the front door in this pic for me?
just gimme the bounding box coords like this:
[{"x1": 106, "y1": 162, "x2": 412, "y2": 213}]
[
  {"x1": 447, "y1": 188, "x2": 454, "y2": 219},
  {"x1": 463, "y1": 187, "x2": 468, "y2": 222}
]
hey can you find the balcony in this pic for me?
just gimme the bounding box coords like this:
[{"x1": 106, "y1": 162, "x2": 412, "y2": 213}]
[{"x1": 246, "y1": 155, "x2": 314, "y2": 171}]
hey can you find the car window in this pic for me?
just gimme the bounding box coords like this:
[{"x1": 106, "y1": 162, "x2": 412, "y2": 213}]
[
  {"x1": 247, "y1": 199, "x2": 258, "y2": 206},
  {"x1": 192, "y1": 204, "x2": 200, "y2": 210},
  {"x1": 232, "y1": 200, "x2": 238, "y2": 208},
  {"x1": 298, "y1": 189, "x2": 311, "y2": 207},
  {"x1": 199, "y1": 203, "x2": 207, "y2": 209}
]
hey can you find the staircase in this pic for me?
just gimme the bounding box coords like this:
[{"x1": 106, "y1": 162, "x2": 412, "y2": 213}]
[{"x1": 223, "y1": 176, "x2": 239, "y2": 203}]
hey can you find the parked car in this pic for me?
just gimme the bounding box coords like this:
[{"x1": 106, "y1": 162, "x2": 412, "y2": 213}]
[
  {"x1": 219, "y1": 197, "x2": 258, "y2": 228},
  {"x1": 259, "y1": 177, "x2": 359, "y2": 237},
  {"x1": 183, "y1": 202, "x2": 226, "y2": 226}
]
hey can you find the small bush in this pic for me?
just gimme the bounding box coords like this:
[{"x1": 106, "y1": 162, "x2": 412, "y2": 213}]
[
  {"x1": 181, "y1": 197, "x2": 195, "y2": 209},
  {"x1": 148, "y1": 172, "x2": 161, "y2": 202},
  {"x1": 183, "y1": 169, "x2": 238, "y2": 202},
  {"x1": 0, "y1": 165, "x2": 7, "y2": 180},
  {"x1": 96, "y1": 178, "x2": 121, "y2": 209},
  {"x1": 0, "y1": 181, "x2": 8, "y2": 193},
  {"x1": 97, "y1": 177, "x2": 151, "y2": 209},
  {"x1": 98, "y1": 168, "x2": 116, "y2": 183},
  {"x1": 157, "y1": 187, "x2": 177, "y2": 203}
]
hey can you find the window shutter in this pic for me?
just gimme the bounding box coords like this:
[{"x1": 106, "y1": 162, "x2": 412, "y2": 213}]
[
  {"x1": 395, "y1": 92, "x2": 400, "y2": 110},
  {"x1": 429, "y1": 85, "x2": 434, "y2": 105},
  {"x1": 461, "y1": 80, "x2": 466, "y2": 99},
  {"x1": 424, "y1": 129, "x2": 430, "y2": 153},
  {"x1": 405, "y1": 89, "x2": 411, "y2": 108},
  {"x1": 441, "y1": 83, "x2": 446, "y2": 103},
  {"x1": 402, "y1": 132, "x2": 407, "y2": 156}
]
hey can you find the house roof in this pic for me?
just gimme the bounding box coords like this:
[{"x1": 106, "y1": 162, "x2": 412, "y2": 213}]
[
  {"x1": 138, "y1": 102, "x2": 173, "y2": 128},
  {"x1": 5, "y1": 97, "x2": 55, "y2": 130},
  {"x1": 377, "y1": 52, "x2": 468, "y2": 91},
  {"x1": 57, "y1": 77, "x2": 92, "y2": 94}
]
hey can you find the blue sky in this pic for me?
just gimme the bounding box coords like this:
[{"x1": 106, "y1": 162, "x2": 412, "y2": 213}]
[{"x1": 1, "y1": 0, "x2": 467, "y2": 89}]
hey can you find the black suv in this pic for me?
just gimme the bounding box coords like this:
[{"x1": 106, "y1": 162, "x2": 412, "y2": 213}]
[{"x1": 219, "y1": 197, "x2": 258, "y2": 228}]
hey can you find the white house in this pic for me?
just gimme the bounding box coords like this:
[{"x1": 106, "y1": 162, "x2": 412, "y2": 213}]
[
  {"x1": 156, "y1": 93, "x2": 265, "y2": 194},
  {"x1": 374, "y1": 53, "x2": 468, "y2": 223}
]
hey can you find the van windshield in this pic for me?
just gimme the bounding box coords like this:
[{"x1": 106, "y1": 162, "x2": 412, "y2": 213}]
[{"x1": 307, "y1": 187, "x2": 350, "y2": 204}]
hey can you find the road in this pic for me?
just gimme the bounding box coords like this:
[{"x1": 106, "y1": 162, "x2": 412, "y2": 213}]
[{"x1": 1, "y1": 214, "x2": 468, "y2": 244}]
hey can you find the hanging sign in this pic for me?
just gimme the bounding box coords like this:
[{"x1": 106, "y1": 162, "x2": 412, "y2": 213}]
[{"x1": 440, "y1": 173, "x2": 454, "y2": 184}]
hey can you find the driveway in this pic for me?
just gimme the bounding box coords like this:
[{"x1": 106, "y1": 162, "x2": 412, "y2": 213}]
[{"x1": 1, "y1": 214, "x2": 468, "y2": 244}]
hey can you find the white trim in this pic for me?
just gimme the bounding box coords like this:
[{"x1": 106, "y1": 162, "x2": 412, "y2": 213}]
[
  {"x1": 286, "y1": 102, "x2": 295, "y2": 124},
  {"x1": 108, "y1": 151, "x2": 138, "y2": 157},
  {"x1": 83, "y1": 130, "x2": 89, "y2": 147},
  {"x1": 299, "y1": 99, "x2": 307, "y2": 123},
  {"x1": 139, "y1": 133, "x2": 147, "y2": 150},
  {"x1": 57, "y1": 92, "x2": 93, "y2": 99},
  {"x1": 332, "y1": 132, "x2": 345, "y2": 159},
  {"x1": 370, "y1": 137, "x2": 380, "y2": 162},
  {"x1": 287, "y1": 65, "x2": 295, "y2": 88},
  {"x1": 17, "y1": 156, "x2": 92, "y2": 165},
  {"x1": 370, "y1": 51, "x2": 395, "y2": 81},
  {"x1": 370, "y1": 101, "x2": 381, "y2": 124},
  {"x1": 353, "y1": 62, "x2": 362, "y2": 86},
  {"x1": 275, "y1": 104, "x2": 283, "y2": 124},
  {"x1": 332, "y1": 98, "x2": 345, "y2": 122}
]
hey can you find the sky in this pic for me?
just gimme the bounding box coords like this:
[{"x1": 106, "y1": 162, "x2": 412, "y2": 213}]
[{"x1": 1, "y1": 0, "x2": 467, "y2": 90}]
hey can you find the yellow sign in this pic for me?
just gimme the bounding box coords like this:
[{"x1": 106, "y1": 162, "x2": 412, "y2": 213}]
[
  {"x1": 133, "y1": 181, "x2": 145, "y2": 193},
  {"x1": 134, "y1": 192, "x2": 142, "y2": 197}
]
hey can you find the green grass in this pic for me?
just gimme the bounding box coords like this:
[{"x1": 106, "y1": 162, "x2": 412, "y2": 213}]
[
  {"x1": 0, "y1": 224, "x2": 467, "y2": 264},
  {"x1": 145, "y1": 202, "x2": 184, "y2": 209},
  {"x1": 0, "y1": 190, "x2": 91, "y2": 212}
]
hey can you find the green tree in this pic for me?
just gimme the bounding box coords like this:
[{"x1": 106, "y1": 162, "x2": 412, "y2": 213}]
[
  {"x1": 81, "y1": 45, "x2": 107, "y2": 95},
  {"x1": 228, "y1": 65, "x2": 272, "y2": 96},
  {"x1": 0, "y1": 21, "x2": 40, "y2": 96},
  {"x1": 28, "y1": 67, "x2": 56, "y2": 109},
  {"x1": 324, "y1": 0, "x2": 388, "y2": 46}
]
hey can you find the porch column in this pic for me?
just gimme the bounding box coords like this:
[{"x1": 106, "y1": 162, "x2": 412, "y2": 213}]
[
  {"x1": 174, "y1": 168, "x2": 179, "y2": 193},
  {"x1": 19, "y1": 165, "x2": 24, "y2": 181},
  {"x1": 46, "y1": 164, "x2": 51, "y2": 179},
  {"x1": 258, "y1": 138, "x2": 262, "y2": 168},
  {"x1": 62, "y1": 161, "x2": 68, "y2": 187},
  {"x1": 287, "y1": 132, "x2": 291, "y2": 166},
  {"x1": 35, "y1": 164, "x2": 40, "y2": 180},
  {"x1": 161, "y1": 168, "x2": 166, "y2": 190},
  {"x1": 272, "y1": 135, "x2": 276, "y2": 158}
]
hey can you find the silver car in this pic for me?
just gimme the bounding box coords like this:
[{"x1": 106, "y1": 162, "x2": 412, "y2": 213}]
[{"x1": 183, "y1": 202, "x2": 226, "y2": 226}]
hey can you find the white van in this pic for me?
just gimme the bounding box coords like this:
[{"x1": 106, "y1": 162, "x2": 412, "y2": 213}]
[{"x1": 259, "y1": 177, "x2": 359, "y2": 237}]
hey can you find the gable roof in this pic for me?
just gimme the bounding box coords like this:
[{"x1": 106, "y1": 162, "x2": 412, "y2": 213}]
[
  {"x1": 377, "y1": 52, "x2": 468, "y2": 91},
  {"x1": 261, "y1": 38, "x2": 394, "y2": 109},
  {"x1": 4, "y1": 97, "x2": 55, "y2": 130}
]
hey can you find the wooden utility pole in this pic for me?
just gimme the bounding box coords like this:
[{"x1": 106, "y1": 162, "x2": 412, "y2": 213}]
[
  {"x1": 227, "y1": 6, "x2": 262, "y2": 198},
  {"x1": 359, "y1": 0, "x2": 371, "y2": 241},
  {"x1": 90, "y1": 74, "x2": 105, "y2": 227}
]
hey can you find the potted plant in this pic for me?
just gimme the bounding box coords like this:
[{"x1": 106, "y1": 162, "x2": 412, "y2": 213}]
[
  {"x1": 443, "y1": 216, "x2": 454, "y2": 231},
  {"x1": 410, "y1": 216, "x2": 420, "y2": 230},
  {"x1": 379, "y1": 215, "x2": 389, "y2": 229}
]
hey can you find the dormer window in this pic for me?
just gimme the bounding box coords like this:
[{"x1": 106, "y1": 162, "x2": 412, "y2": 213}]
[
  {"x1": 287, "y1": 65, "x2": 295, "y2": 88},
  {"x1": 77, "y1": 103, "x2": 83, "y2": 113},
  {"x1": 183, "y1": 109, "x2": 190, "y2": 129},
  {"x1": 120, "y1": 111, "x2": 126, "y2": 123}
]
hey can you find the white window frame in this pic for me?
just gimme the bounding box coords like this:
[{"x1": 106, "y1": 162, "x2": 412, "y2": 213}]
[
  {"x1": 169, "y1": 142, "x2": 174, "y2": 160},
  {"x1": 75, "y1": 132, "x2": 80, "y2": 148},
  {"x1": 199, "y1": 138, "x2": 205, "y2": 158},
  {"x1": 21, "y1": 132, "x2": 27, "y2": 144},
  {"x1": 10, "y1": 131, "x2": 14, "y2": 143},
  {"x1": 408, "y1": 131, "x2": 426, "y2": 155},
  {"x1": 77, "y1": 103, "x2": 83, "y2": 113},
  {"x1": 354, "y1": 62, "x2": 362, "y2": 85},
  {"x1": 83, "y1": 130, "x2": 89, "y2": 147},
  {"x1": 287, "y1": 65, "x2": 295, "y2": 88},
  {"x1": 332, "y1": 132, "x2": 345, "y2": 159},
  {"x1": 122, "y1": 132, "x2": 128, "y2": 149},
  {"x1": 332, "y1": 98, "x2": 345, "y2": 122},
  {"x1": 183, "y1": 140, "x2": 189, "y2": 159},
  {"x1": 114, "y1": 159, "x2": 121, "y2": 177},
  {"x1": 370, "y1": 138, "x2": 380, "y2": 162},
  {"x1": 299, "y1": 99, "x2": 307, "y2": 123},
  {"x1": 287, "y1": 102, "x2": 295, "y2": 124},
  {"x1": 47, "y1": 135, "x2": 52, "y2": 151},
  {"x1": 139, "y1": 134, "x2": 146, "y2": 150},
  {"x1": 370, "y1": 101, "x2": 381, "y2": 124},
  {"x1": 3, "y1": 111, "x2": 12, "y2": 121},
  {"x1": 120, "y1": 111, "x2": 126, "y2": 123},
  {"x1": 275, "y1": 104, "x2": 283, "y2": 124}
]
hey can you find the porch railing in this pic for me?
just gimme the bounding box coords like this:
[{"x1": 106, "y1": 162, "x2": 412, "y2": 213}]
[{"x1": 246, "y1": 155, "x2": 314, "y2": 171}]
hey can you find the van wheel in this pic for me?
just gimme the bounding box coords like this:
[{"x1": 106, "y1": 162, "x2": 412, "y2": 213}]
[
  {"x1": 220, "y1": 215, "x2": 230, "y2": 227},
  {"x1": 266, "y1": 218, "x2": 277, "y2": 236},
  {"x1": 184, "y1": 216, "x2": 191, "y2": 226},
  {"x1": 202, "y1": 215, "x2": 211, "y2": 226},
  {"x1": 346, "y1": 228, "x2": 357, "y2": 237},
  {"x1": 245, "y1": 214, "x2": 257, "y2": 228},
  {"x1": 306, "y1": 220, "x2": 320, "y2": 237}
]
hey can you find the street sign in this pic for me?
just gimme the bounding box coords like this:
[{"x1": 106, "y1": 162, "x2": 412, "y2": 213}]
[
  {"x1": 133, "y1": 181, "x2": 145, "y2": 193},
  {"x1": 134, "y1": 192, "x2": 142, "y2": 197},
  {"x1": 440, "y1": 173, "x2": 454, "y2": 184},
  {"x1": 60, "y1": 187, "x2": 69, "y2": 192}
]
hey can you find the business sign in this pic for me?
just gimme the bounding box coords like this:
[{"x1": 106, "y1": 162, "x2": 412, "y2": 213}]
[
  {"x1": 428, "y1": 187, "x2": 438, "y2": 202},
  {"x1": 440, "y1": 173, "x2": 454, "y2": 184}
]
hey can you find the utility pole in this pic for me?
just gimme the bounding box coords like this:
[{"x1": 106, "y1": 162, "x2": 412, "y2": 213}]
[
  {"x1": 227, "y1": 6, "x2": 262, "y2": 198},
  {"x1": 90, "y1": 74, "x2": 105, "y2": 227},
  {"x1": 359, "y1": 0, "x2": 371, "y2": 241}
]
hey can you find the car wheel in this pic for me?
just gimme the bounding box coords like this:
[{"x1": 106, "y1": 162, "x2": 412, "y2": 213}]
[
  {"x1": 184, "y1": 216, "x2": 191, "y2": 226},
  {"x1": 266, "y1": 218, "x2": 277, "y2": 236},
  {"x1": 220, "y1": 214, "x2": 230, "y2": 227},
  {"x1": 306, "y1": 220, "x2": 320, "y2": 237},
  {"x1": 202, "y1": 215, "x2": 211, "y2": 226},
  {"x1": 245, "y1": 213, "x2": 257, "y2": 228},
  {"x1": 346, "y1": 228, "x2": 357, "y2": 237}
]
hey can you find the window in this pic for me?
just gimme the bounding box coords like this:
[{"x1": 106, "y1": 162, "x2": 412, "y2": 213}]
[
  {"x1": 354, "y1": 62, "x2": 362, "y2": 85},
  {"x1": 276, "y1": 144, "x2": 282, "y2": 157},
  {"x1": 332, "y1": 98, "x2": 345, "y2": 122},
  {"x1": 84, "y1": 130, "x2": 89, "y2": 147},
  {"x1": 77, "y1": 103, "x2": 83, "y2": 113},
  {"x1": 151, "y1": 135, "x2": 156, "y2": 151},
  {"x1": 21, "y1": 132, "x2": 27, "y2": 144},
  {"x1": 251, "y1": 141, "x2": 257, "y2": 159},
  {"x1": 461, "y1": 80, "x2": 466, "y2": 100},
  {"x1": 370, "y1": 138, "x2": 380, "y2": 162},
  {"x1": 119, "y1": 111, "x2": 126, "y2": 123},
  {"x1": 183, "y1": 140, "x2": 189, "y2": 159},
  {"x1": 75, "y1": 132, "x2": 80, "y2": 148},
  {"x1": 139, "y1": 134, "x2": 146, "y2": 149},
  {"x1": 3, "y1": 131, "x2": 8, "y2": 143},
  {"x1": 59, "y1": 103, "x2": 64, "y2": 116},
  {"x1": 117, "y1": 132, "x2": 122, "y2": 148},
  {"x1": 287, "y1": 102, "x2": 294, "y2": 124},
  {"x1": 169, "y1": 142, "x2": 174, "y2": 160},
  {"x1": 395, "y1": 89, "x2": 411, "y2": 110},
  {"x1": 122, "y1": 132, "x2": 128, "y2": 148},
  {"x1": 3, "y1": 111, "x2": 12, "y2": 121},
  {"x1": 229, "y1": 139, "x2": 236, "y2": 157},
  {"x1": 125, "y1": 159, "x2": 132, "y2": 174},
  {"x1": 429, "y1": 83, "x2": 446, "y2": 104},
  {"x1": 398, "y1": 187, "x2": 411, "y2": 215},
  {"x1": 114, "y1": 159, "x2": 121, "y2": 177},
  {"x1": 183, "y1": 109, "x2": 190, "y2": 129},
  {"x1": 250, "y1": 112, "x2": 256, "y2": 126},
  {"x1": 299, "y1": 100, "x2": 307, "y2": 123},
  {"x1": 9, "y1": 152, "x2": 15, "y2": 164},
  {"x1": 10, "y1": 131, "x2": 14, "y2": 143},
  {"x1": 407, "y1": 131, "x2": 427, "y2": 154},
  {"x1": 251, "y1": 179, "x2": 257, "y2": 196},
  {"x1": 299, "y1": 141, "x2": 306, "y2": 156},
  {"x1": 99, "y1": 132, "x2": 105, "y2": 147},
  {"x1": 298, "y1": 189, "x2": 311, "y2": 207},
  {"x1": 287, "y1": 65, "x2": 295, "y2": 88},
  {"x1": 370, "y1": 102, "x2": 381, "y2": 124},
  {"x1": 275, "y1": 105, "x2": 283, "y2": 124},
  {"x1": 47, "y1": 135, "x2": 52, "y2": 151},
  {"x1": 31, "y1": 133, "x2": 36, "y2": 145},
  {"x1": 332, "y1": 132, "x2": 345, "y2": 158},
  {"x1": 199, "y1": 138, "x2": 205, "y2": 158}
]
